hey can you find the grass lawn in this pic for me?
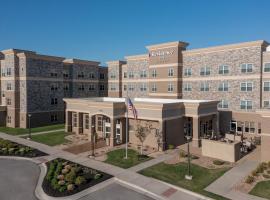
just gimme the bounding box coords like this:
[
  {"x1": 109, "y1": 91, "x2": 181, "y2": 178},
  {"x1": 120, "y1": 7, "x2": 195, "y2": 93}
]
[
  {"x1": 249, "y1": 180, "x2": 270, "y2": 199},
  {"x1": 139, "y1": 162, "x2": 230, "y2": 200},
  {"x1": 29, "y1": 131, "x2": 70, "y2": 146},
  {"x1": 104, "y1": 148, "x2": 152, "y2": 169},
  {"x1": 0, "y1": 124, "x2": 65, "y2": 135}
]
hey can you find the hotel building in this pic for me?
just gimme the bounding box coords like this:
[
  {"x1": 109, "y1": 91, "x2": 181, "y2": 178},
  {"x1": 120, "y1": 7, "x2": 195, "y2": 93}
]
[
  {"x1": 0, "y1": 49, "x2": 108, "y2": 128},
  {"x1": 64, "y1": 40, "x2": 270, "y2": 161}
]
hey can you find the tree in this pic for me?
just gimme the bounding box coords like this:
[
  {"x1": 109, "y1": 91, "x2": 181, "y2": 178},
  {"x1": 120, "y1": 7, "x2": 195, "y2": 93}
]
[
  {"x1": 135, "y1": 121, "x2": 152, "y2": 155},
  {"x1": 154, "y1": 129, "x2": 163, "y2": 151}
]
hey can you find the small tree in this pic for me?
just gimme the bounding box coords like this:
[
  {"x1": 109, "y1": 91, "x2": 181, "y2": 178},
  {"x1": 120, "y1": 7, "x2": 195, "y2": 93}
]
[
  {"x1": 135, "y1": 121, "x2": 152, "y2": 155},
  {"x1": 154, "y1": 129, "x2": 163, "y2": 151}
]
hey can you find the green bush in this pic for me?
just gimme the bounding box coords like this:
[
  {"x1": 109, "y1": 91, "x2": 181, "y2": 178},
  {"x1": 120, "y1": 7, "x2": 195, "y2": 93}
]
[
  {"x1": 245, "y1": 175, "x2": 255, "y2": 184},
  {"x1": 213, "y1": 160, "x2": 225, "y2": 165},
  {"x1": 94, "y1": 173, "x2": 102, "y2": 180},
  {"x1": 65, "y1": 168, "x2": 76, "y2": 183},
  {"x1": 8, "y1": 148, "x2": 15, "y2": 155},
  {"x1": 59, "y1": 185, "x2": 67, "y2": 192},
  {"x1": 54, "y1": 162, "x2": 63, "y2": 178},
  {"x1": 46, "y1": 162, "x2": 56, "y2": 181},
  {"x1": 75, "y1": 176, "x2": 86, "y2": 186},
  {"x1": 263, "y1": 174, "x2": 270, "y2": 179},
  {"x1": 51, "y1": 178, "x2": 60, "y2": 190}
]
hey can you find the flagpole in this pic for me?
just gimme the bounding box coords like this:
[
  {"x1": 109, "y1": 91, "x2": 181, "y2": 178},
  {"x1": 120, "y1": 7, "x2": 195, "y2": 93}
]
[{"x1": 125, "y1": 87, "x2": 128, "y2": 159}]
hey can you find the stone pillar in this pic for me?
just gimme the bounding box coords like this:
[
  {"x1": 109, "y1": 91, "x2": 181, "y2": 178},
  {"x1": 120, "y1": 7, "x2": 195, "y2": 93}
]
[
  {"x1": 65, "y1": 111, "x2": 72, "y2": 132},
  {"x1": 110, "y1": 118, "x2": 116, "y2": 147},
  {"x1": 88, "y1": 114, "x2": 92, "y2": 141},
  {"x1": 192, "y1": 116, "x2": 201, "y2": 147}
]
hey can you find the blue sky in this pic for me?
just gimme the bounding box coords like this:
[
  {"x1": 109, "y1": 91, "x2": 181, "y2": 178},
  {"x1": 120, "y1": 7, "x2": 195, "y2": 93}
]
[{"x1": 0, "y1": 0, "x2": 270, "y2": 65}]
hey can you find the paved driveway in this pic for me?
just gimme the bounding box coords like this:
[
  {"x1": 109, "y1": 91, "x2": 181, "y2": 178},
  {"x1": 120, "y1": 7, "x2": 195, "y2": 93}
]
[
  {"x1": 79, "y1": 183, "x2": 154, "y2": 200},
  {"x1": 0, "y1": 158, "x2": 39, "y2": 200}
]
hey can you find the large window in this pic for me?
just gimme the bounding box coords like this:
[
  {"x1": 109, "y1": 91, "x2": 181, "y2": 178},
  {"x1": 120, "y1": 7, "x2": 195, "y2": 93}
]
[
  {"x1": 218, "y1": 100, "x2": 229, "y2": 109},
  {"x1": 110, "y1": 84, "x2": 116, "y2": 91},
  {"x1": 151, "y1": 84, "x2": 157, "y2": 92},
  {"x1": 73, "y1": 113, "x2": 77, "y2": 127},
  {"x1": 263, "y1": 100, "x2": 270, "y2": 108},
  {"x1": 168, "y1": 83, "x2": 174, "y2": 92},
  {"x1": 6, "y1": 68, "x2": 11, "y2": 76},
  {"x1": 128, "y1": 84, "x2": 135, "y2": 91},
  {"x1": 183, "y1": 83, "x2": 192, "y2": 91},
  {"x1": 140, "y1": 70, "x2": 147, "y2": 78},
  {"x1": 218, "y1": 82, "x2": 229, "y2": 91},
  {"x1": 6, "y1": 83, "x2": 12, "y2": 90},
  {"x1": 219, "y1": 65, "x2": 229, "y2": 75},
  {"x1": 200, "y1": 67, "x2": 210, "y2": 76},
  {"x1": 110, "y1": 72, "x2": 116, "y2": 79},
  {"x1": 240, "y1": 100, "x2": 252, "y2": 110},
  {"x1": 264, "y1": 63, "x2": 270, "y2": 72},
  {"x1": 200, "y1": 82, "x2": 209, "y2": 91},
  {"x1": 152, "y1": 69, "x2": 157, "y2": 77},
  {"x1": 6, "y1": 98, "x2": 11, "y2": 106},
  {"x1": 264, "y1": 82, "x2": 270, "y2": 91},
  {"x1": 85, "y1": 115, "x2": 89, "y2": 129},
  {"x1": 140, "y1": 83, "x2": 147, "y2": 91},
  {"x1": 51, "y1": 98, "x2": 58, "y2": 105},
  {"x1": 241, "y1": 63, "x2": 253, "y2": 73},
  {"x1": 89, "y1": 84, "x2": 95, "y2": 91},
  {"x1": 78, "y1": 72, "x2": 84, "y2": 78},
  {"x1": 89, "y1": 72, "x2": 95, "y2": 79},
  {"x1": 97, "y1": 116, "x2": 103, "y2": 131},
  {"x1": 240, "y1": 82, "x2": 253, "y2": 91},
  {"x1": 78, "y1": 84, "x2": 85, "y2": 91},
  {"x1": 168, "y1": 68, "x2": 174, "y2": 77},
  {"x1": 99, "y1": 73, "x2": 105, "y2": 79},
  {"x1": 123, "y1": 72, "x2": 127, "y2": 78},
  {"x1": 184, "y1": 68, "x2": 192, "y2": 77},
  {"x1": 128, "y1": 71, "x2": 134, "y2": 78},
  {"x1": 99, "y1": 84, "x2": 105, "y2": 91}
]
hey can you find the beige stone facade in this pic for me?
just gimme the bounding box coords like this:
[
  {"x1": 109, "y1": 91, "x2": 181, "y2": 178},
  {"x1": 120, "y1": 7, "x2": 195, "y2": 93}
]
[{"x1": 0, "y1": 49, "x2": 108, "y2": 128}]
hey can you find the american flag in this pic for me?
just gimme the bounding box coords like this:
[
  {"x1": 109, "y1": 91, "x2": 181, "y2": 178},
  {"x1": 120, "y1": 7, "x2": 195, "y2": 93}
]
[{"x1": 127, "y1": 98, "x2": 138, "y2": 119}]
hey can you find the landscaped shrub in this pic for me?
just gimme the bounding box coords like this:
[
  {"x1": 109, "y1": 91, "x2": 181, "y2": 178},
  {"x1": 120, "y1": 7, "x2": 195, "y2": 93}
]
[
  {"x1": 263, "y1": 174, "x2": 270, "y2": 179},
  {"x1": 46, "y1": 162, "x2": 56, "y2": 181},
  {"x1": 75, "y1": 176, "x2": 86, "y2": 186},
  {"x1": 65, "y1": 168, "x2": 76, "y2": 183},
  {"x1": 94, "y1": 173, "x2": 102, "y2": 180},
  {"x1": 213, "y1": 160, "x2": 225, "y2": 165},
  {"x1": 245, "y1": 175, "x2": 255, "y2": 184}
]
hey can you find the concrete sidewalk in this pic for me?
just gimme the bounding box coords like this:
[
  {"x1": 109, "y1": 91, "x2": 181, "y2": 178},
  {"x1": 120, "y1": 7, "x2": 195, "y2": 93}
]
[
  {"x1": 0, "y1": 132, "x2": 210, "y2": 200},
  {"x1": 18, "y1": 129, "x2": 65, "y2": 137}
]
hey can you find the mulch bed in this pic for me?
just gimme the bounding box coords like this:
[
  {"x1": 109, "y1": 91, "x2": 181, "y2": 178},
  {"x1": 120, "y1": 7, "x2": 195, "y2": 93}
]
[{"x1": 42, "y1": 158, "x2": 113, "y2": 197}]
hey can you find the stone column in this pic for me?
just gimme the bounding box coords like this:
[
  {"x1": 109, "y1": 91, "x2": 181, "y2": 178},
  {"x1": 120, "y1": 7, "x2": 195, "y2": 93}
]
[
  {"x1": 110, "y1": 118, "x2": 116, "y2": 147},
  {"x1": 65, "y1": 111, "x2": 72, "y2": 132},
  {"x1": 192, "y1": 116, "x2": 201, "y2": 147}
]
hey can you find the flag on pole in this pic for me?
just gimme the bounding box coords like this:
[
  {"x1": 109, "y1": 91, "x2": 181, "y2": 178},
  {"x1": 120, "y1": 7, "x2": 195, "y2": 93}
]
[{"x1": 127, "y1": 98, "x2": 138, "y2": 119}]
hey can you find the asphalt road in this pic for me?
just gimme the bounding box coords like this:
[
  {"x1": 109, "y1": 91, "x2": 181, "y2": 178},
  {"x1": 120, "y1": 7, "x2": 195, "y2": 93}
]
[
  {"x1": 0, "y1": 158, "x2": 39, "y2": 200},
  {"x1": 79, "y1": 183, "x2": 154, "y2": 200}
]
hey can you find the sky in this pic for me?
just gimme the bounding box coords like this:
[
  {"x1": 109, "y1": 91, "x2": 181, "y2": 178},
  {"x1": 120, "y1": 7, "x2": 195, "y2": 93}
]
[{"x1": 0, "y1": 0, "x2": 270, "y2": 65}]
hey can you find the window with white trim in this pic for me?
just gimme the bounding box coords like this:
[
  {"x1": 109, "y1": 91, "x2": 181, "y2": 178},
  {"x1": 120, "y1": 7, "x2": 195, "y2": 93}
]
[
  {"x1": 218, "y1": 82, "x2": 229, "y2": 91},
  {"x1": 89, "y1": 84, "x2": 95, "y2": 91},
  {"x1": 110, "y1": 84, "x2": 116, "y2": 91},
  {"x1": 200, "y1": 82, "x2": 209, "y2": 91},
  {"x1": 184, "y1": 68, "x2": 192, "y2": 77},
  {"x1": 51, "y1": 83, "x2": 58, "y2": 91},
  {"x1": 73, "y1": 113, "x2": 77, "y2": 127},
  {"x1": 63, "y1": 84, "x2": 69, "y2": 91},
  {"x1": 264, "y1": 81, "x2": 270, "y2": 91},
  {"x1": 240, "y1": 100, "x2": 252, "y2": 110},
  {"x1": 200, "y1": 67, "x2": 210, "y2": 76},
  {"x1": 241, "y1": 82, "x2": 253, "y2": 91},
  {"x1": 89, "y1": 72, "x2": 95, "y2": 79},
  {"x1": 264, "y1": 63, "x2": 270, "y2": 72},
  {"x1": 151, "y1": 84, "x2": 157, "y2": 92},
  {"x1": 128, "y1": 71, "x2": 134, "y2": 78},
  {"x1": 99, "y1": 84, "x2": 105, "y2": 91},
  {"x1": 140, "y1": 70, "x2": 147, "y2": 78},
  {"x1": 218, "y1": 100, "x2": 229, "y2": 109},
  {"x1": 99, "y1": 73, "x2": 105, "y2": 79},
  {"x1": 6, "y1": 68, "x2": 11, "y2": 76},
  {"x1": 78, "y1": 84, "x2": 85, "y2": 91},
  {"x1": 123, "y1": 72, "x2": 127, "y2": 78},
  {"x1": 168, "y1": 68, "x2": 174, "y2": 77},
  {"x1": 241, "y1": 63, "x2": 253, "y2": 73},
  {"x1": 263, "y1": 100, "x2": 270, "y2": 108},
  {"x1": 110, "y1": 72, "x2": 116, "y2": 79},
  {"x1": 51, "y1": 98, "x2": 58, "y2": 105},
  {"x1": 6, "y1": 98, "x2": 11, "y2": 106},
  {"x1": 85, "y1": 114, "x2": 89, "y2": 129},
  {"x1": 128, "y1": 84, "x2": 135, "y2": 91},
  {"x1": 183, "y1": 83, "x2": 192, "y2": 91},
  {"x1": 152, "y1": 69, "x2": 157, "y2": 77},
  {"x1": 7, "y1": 116, "x2": 11, "y2": 123},
  {"x1": 168, "y1": 83, "x2": 174, "y2": 92},
  {"x1": 219, "y1": 65, "x2": 229, "y2": 75},
  {"x1": 6, "y1": 83, "x2": 12, "y2": 90},
  {"x1": 123, "y1": 85, "x2": 127, "y2": 91},
  {"x1": 140, "y1": 83, "x2": 147, "y2": 91}
]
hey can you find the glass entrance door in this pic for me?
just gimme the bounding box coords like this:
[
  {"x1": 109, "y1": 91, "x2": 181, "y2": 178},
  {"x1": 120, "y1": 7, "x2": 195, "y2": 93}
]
[
  {"x1": 103, "y1": 122, "x2": 111, "y2": 139},
  {"x1": 116, "y1": 124, "x2": 121, "y2": 144}
]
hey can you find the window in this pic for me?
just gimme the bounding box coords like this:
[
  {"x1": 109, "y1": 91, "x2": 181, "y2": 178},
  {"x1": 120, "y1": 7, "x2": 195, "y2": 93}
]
[
  {"x1": 6, "y1": 68, "x2": 11, "y2": 76},
  {"x1": 241, "y1": 63, "x2": 253, "y2": 73},
  {"x1": 140, "y1": 83, "x2": 147, "y2": 91},
  {"x1": 123, "y1": 72, "x2": 127, "y2": 78},
  {"x1": 73, "y1": 113, "x2": 77, "y2": 127},
  {"x1": 99, "y1": 73, "x2": 105, "y2": 79},
  {"x1": 78, "y1": 72, "x2": 84, "y2": 78},
  {"x1": 200, "y1": 67, "x2": 210, "y2": 76},
  {"x1": 218, "y1": 100, "x2": 229, "y2": 109},
  {"x1": 264, "y1": 82, "x2": 270, "y2": 91},
  {"x1": 99, "y1": 84, "x2": 105, "y2": 91},
  {"x1": 110, "y1": 72, "x2": 116, "y2": 79},
  {"x1": 184, "y1": 68, "x2": 192, "y2": 77},
  {"x1": 168, "y1": 68, "x2": 174, "y2": 77},
  {"x1": 50, "y1": 114, "x2": 58, "y2": 122},
  {"x1": 89, "y1": 84, "x2": 95, "y2": 91},
  {"x1": 183, "y1": 83, "x2": 192, "y2": 91},
  {"x1": 241, "y1": 82, "x2": 253, "y2": 91},
  {"x1": 128, "y1": 71, "x2": 134, "y2": 78},
  {"x1": 110, "y1": 84, "x2": 116, "y2": 91},
  {"x1": 151, "y1": 84, "x2": 157, "y2": 92},
  {"x1": 140, "y1": 70, "x2": 147, "y2": 78},
  {"x1": 51, "y1": 98, "x2": 58, "y2": 105},
  {"x1": 89, "y1": 72, "x2": 95, "y2": 79},
  {"x1": 1, "y1": 68, "x2": 5, "y2": 77},
  {"x1": 264, "y1": 63, "x2": 270, "y2": 72},
  {"x1": 152, "y1": 69, "x2": 157, "y2": 77},
  {"x1": 50, "y1": 72, "x2": 57, "y2": 77},
  {"x1": 85, "y1": 115, "x2": 89, "y2": 129},
  {"x1": 263, "y1": 100, "x2": 270, "y2": 108},
  {"x1": 128, "y1": 84, "x2": 135, "y2": 91},
  {"x1": 240, "y1": 100, "x2": 252, "y2": 110},
  {"x1": 51, "y1": 84, "x2": 58, "y2": 91},
  {"x1": 218, "y1": 82, "x2": 229, "y2": 91},
  {"x1": 63, "y1": 72, "x2": 69, "y2": 78},
  {"x1": 123, "y1": 85, "x2": 127, "y2": 91},
  {"x1": 200, "y1": 82, "x2": 209, "y2": 91},
  {"x1": 7, "y1": 116, "x2": 11, "y2": 124},
  {"x1": 78, "y1": 84, "x2": 85, "y2": 91},
  {"x1": 97, "y1": 116, "x2": 103, "y2": 131},
  {"x1": 6, "y1": 98, "x2": 11, "y2": 105},
  {"x1": 168, "y1": 83, "x2": 174, "y2": 92},
  {"x1": 63, "y1": 84, "x2": 69, "y2": 91},
  {"x1": 219, "y1": 65, "x2": 229, "y2": 75},
  {"x1": 6, "y1": 83, "x2": 12, "y2": 90}
]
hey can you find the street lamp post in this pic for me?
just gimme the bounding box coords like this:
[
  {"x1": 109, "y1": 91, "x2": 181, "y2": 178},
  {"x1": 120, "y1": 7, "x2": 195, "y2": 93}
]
[
  {"x1": 27, "y1": 114, "x2": 32, "y2": 140},
  {"x1": 91, "y1": 125, "x2": 96, "y2": 157},
  {"x1": 185, "y1": 134, "x2": 193, "y2": 180}
]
